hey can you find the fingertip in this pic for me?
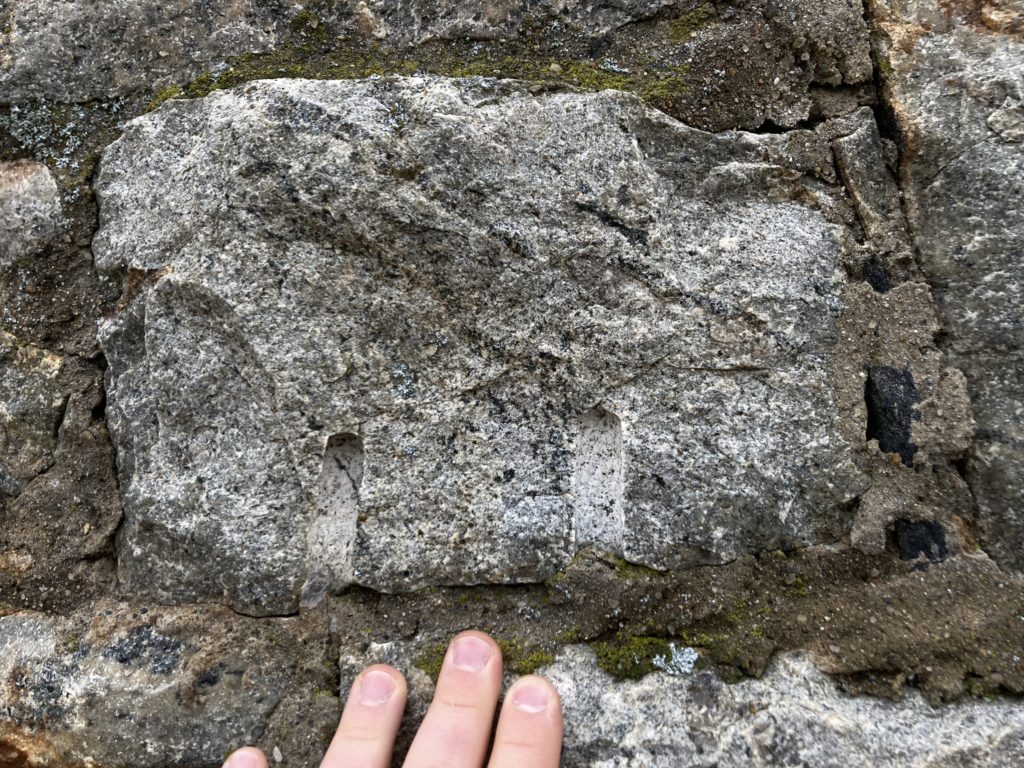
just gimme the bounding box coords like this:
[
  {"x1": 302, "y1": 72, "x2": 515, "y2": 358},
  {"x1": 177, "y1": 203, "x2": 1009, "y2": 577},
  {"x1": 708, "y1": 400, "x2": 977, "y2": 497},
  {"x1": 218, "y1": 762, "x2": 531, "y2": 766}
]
[
  {"x1": 223, "y1": 746, "x2": 268, "y2": 768},
  {"x1": 448, "y1": 630, "x2": 502, "y2": 673},
  {"x1": 488, "y1": 675, "x2": 563, "y2": 767},
  {"x1": 355, "y1": 663, "x2": 408, "y2": 706},
  {"x1": 507, "y1": 675, "x2": 562, "y2": 718},
  {"x1": 321, "y1": 663, "x2": 408, "y2": 767}
]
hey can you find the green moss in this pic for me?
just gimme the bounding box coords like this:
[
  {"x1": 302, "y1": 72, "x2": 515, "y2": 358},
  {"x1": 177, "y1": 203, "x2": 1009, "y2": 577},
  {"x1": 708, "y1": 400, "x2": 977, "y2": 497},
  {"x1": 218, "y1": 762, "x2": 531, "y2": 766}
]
[
  {"x1": 562, "y1": 62, "x2": 632, "y2": 91},
  {"x1": 591, "y1": 635, "x2": 671, "y2": 680},
  {"x1": 448, "y1": 60, "x2": 498, "y2": 78},
  {"x1": 546, "y1": 569, "x2": 571, "y2": 588},
  {"x1": 290, "y1": 9, "x2": 330, "y2": 42},
  {"x1": 639, "y1": 66, "x2": 691, "y2": 111},
  {"x1": 670, "y1": 4, "x2": 717, "y2": 42},
  {"x1": 964, "y1": 676, "x2": 998, "y2": 700},
  {"x1": 414, "y1": 638, "x2": 554, "y2": 682},
  {"x1": 554, "y1": 627, "x2": 582, "y2": 644},
  {"x1": 146, "y1": 85, "x2": 184, "y2": 112},
  {"x1": 611, "y1": 556, "x2": 662, "y2": 580},
  {"x1": 517, "y1": 648, "x2": 557, "y2": 675},
  {"x1": 497, "y1": 638, "x2": 556, "y2": 676},
  {"x1": 784, "y1": 574, "x2": 809, "y2": 598},
  {"x1": 141, "y1": 22, "x2": 709, "y2": 132},
  {"x1": 414, "y1": 642, "x2": 448, "y2": 682},
  {"x1": 726, "y1": 599, "x2": 748, "y2": 625},
  {"x1": 677, "y1": 628, "x2": 755, "y2": 671},
  {"x1": 679, "y1": 629, "x2": 725, "y2": 649}
]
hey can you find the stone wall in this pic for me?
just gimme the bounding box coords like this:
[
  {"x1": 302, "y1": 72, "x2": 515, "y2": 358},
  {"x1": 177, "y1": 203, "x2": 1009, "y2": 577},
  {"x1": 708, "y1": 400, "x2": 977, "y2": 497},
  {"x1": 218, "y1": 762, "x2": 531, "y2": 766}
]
[{"x1": 1, "y1": 1, "x2": 1022, "y2": 766}]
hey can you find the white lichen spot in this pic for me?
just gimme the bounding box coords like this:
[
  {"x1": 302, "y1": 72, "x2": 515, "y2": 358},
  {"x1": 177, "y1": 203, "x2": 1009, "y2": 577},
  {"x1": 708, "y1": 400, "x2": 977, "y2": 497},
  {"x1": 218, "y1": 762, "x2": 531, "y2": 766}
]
[{"x1": 652, "y1": 643, "x2": 698, "y2": 676}]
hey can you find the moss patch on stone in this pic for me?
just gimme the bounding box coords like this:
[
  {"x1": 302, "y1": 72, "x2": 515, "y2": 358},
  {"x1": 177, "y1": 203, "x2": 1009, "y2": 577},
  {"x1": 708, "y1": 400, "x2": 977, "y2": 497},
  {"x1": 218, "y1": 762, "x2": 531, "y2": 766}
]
[
  {"x1": 139, "y1": 12, "x2": 700, "y2": 121},
  {"x1": 591, "y1": 635, "x2": 672, "y2": 680},
  {"x1": 497, "y1": 638, "x2": 557, "y2": 676},
  {"x1": 413, "y1": 642, "x2": 448, "y2": 682},
  {"x1": 413, "y1": 637, "x2": 555, "y2": 682},
  {"x1": 670, "y1": 4, "x2": 717, "y2": 42},
  {"x1": 611, "y1": 556, "x2": 663, "y2": 580}
]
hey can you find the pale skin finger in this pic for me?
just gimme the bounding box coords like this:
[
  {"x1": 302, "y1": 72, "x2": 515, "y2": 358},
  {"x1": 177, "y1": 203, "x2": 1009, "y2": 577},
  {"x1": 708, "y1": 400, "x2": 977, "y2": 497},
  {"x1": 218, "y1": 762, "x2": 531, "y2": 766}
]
[
  {"x1": 321, "y1": 664, "x2": 408, "y2": 768},
  {"x1": 222, "y1": 746, "x2": 269, "y2": 768},
  {"x1": 403, "y1": 631, "x2": 503, "y2": 768},
  {"x1": 487, "y1": 676, "x2": 563, "y2": 768}
]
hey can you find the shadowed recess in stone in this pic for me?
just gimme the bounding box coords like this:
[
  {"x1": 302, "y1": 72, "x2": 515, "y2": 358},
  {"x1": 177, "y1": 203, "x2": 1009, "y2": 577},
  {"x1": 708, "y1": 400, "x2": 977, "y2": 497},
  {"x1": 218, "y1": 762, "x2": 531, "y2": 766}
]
[{"x1": 93, "y1": 77, "x2": 864, "y2": 613}]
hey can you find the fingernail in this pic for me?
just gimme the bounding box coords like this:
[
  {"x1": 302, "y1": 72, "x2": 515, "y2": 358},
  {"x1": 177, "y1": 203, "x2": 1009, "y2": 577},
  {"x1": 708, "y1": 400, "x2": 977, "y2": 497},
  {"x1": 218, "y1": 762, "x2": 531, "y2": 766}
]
[
  {"x1": 358, "y1": 670, "x2": 397, "y2": 705},
  {"x1": 223, "y1": 749, "x2": 263, "y2": 768},
  {"x1": 511, "y1": 681, "x2": 550, "y2": 713},
  {"x1": 452, "y1": 635, "x2": 492, "y2": 671}
]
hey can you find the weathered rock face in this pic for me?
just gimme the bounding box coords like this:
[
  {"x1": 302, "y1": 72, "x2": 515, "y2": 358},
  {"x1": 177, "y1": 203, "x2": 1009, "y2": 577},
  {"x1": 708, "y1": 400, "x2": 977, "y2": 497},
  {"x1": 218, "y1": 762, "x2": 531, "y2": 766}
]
[
  {"x1": 546, "y1": 648, "x2": 1024, "y2": 767},
  {"x1": 0, "y1": 160, "x2": 59, "y2": 267},
  {"x1": 92, "y1": 78, "x2": 871, "y2": 613},
  {"x1": 0, "y1": 0, "x2": 291, "y2": 103},
  {"x1": 875, "y1": 1, "x2": 1024, "y2": 570},
  {"x1": 0, "y1": 0, "x2": 874, "y2": 133},
  {"x1": 0, "y1": 602, "x2": 339, "y2": 768},
  {"x1": 2, "y1": 0, "x2": 1024, "y2": 765}
]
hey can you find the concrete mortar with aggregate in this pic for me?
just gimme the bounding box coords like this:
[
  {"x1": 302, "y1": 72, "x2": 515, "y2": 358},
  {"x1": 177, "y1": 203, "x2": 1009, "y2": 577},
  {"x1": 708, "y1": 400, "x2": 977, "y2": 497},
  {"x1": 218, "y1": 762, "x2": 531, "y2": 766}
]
[{"x1": 1, "y1": 1, "x2": 1023, "y2": 766}]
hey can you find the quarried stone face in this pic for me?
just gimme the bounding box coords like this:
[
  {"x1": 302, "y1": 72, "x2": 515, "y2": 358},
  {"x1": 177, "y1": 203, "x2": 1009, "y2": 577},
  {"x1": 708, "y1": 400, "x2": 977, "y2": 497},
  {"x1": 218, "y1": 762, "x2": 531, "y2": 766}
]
[{"x1": 94, "y1": 78, "x2": 864, "y2": 615}]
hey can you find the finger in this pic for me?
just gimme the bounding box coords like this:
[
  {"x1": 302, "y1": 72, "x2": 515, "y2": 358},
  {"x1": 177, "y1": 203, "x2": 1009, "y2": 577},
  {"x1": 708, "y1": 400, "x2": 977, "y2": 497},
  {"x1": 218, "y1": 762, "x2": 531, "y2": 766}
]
[
  {"x1": 223, "y1": 747, "x2": 269, "y2": 768},
  {"x1": 321, "y1": 664, "x2": 408, "y2": 768},
  {"x1": 487, "y1": 676, "x2": 563, "y2": 768},
  {"x1": 403, "y1": 631, "x2": 503, "y2": 768}
]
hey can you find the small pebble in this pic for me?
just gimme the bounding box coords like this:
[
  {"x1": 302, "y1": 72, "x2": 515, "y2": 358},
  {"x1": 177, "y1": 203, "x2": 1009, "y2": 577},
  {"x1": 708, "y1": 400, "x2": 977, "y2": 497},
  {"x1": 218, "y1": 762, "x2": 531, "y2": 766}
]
[{"x1": 273, "y1": 746, "x2": 283, "y2": 763}]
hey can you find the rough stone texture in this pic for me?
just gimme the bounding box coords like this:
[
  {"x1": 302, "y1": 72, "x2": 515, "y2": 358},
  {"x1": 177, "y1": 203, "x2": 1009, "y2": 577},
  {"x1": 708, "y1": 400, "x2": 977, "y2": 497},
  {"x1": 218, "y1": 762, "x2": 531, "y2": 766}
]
[
  {"x1": 546, "y1": 648, "x2": 1024, "y2": 767},
  {"x1": 0, "y1": 603, "x2": 338, "y2": 768},
  {"x1": 0, "y1": 0, "x2": 291, "y2": 103},
  {"x1": 92, "y1": 78, "x2": 872, "y2": 613},
  {"x1": 0, "y1": 0, "x2": 874, "y2": 134},
  {"x1": 0, "y1": 353, "x2": 122, "y2": 612},
  {"x1": 0, "y1": 159, "x2": 59, "y2": 267},
  {"x1": 1, "y1": 0, "x2": 1023, "y2": 765},
  {"x1": 4, "y1": 548, "x2": 1024, "y2": 767},
  {"x1": 874, "y1": 0, "x2": 1024, "y2": 570}
]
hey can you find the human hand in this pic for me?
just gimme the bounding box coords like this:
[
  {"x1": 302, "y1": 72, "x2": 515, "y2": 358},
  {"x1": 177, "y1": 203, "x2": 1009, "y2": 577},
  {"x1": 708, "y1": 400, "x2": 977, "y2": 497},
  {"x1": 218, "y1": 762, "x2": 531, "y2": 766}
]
[{"x1": 223, "y1": 630, "x2": 563, "y2": 767}]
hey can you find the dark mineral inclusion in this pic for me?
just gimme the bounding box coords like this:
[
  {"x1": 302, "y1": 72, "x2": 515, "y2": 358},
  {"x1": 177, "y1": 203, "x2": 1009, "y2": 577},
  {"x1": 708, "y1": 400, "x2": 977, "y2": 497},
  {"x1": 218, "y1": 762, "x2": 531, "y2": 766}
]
[{"x1": 866, "y1": 366, "x2": 921, "y2": 466}]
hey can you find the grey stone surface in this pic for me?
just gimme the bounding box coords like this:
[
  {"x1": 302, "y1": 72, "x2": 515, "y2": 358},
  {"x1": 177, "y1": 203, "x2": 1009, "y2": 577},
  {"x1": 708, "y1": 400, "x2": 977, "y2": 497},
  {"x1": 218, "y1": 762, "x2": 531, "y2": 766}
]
[
  {"x1": 544, "y1": 647, "x2": 1024, "y2": 767},
  {"x1": 0, "y1": 159, "x2": 59, "y2": 266},
  {"x1": 93, "y1": 78, "x2": 867, "y2": 613},
  {"x1": 0, "y1": 0, "x2": 873, "y2": 123},
  {"x1": 0, "y1": 0, "x2": 292, "y2": 103},
  {"x1": 876, "y1": 3, "x2": 1024, "y2": 569},
  {"x1": 1, "y1": 0, "x2": 1021, "y2": 763},
  {"x1": 0, "y1": 603, "x2": 339, "y2": 768},
  {"x1": 348, "y1": 0, "x2": 679, "y2": 43}
]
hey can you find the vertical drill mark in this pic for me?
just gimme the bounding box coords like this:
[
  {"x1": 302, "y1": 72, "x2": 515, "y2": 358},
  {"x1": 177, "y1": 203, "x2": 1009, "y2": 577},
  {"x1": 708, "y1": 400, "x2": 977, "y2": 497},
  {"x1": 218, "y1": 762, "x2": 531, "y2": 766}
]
[
  {"x1": 574, "y1": 407, "x2": 625, "y2": 555},
  {"x1": 301, "y1": 432, "x2": 363, "y2": 607}
]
